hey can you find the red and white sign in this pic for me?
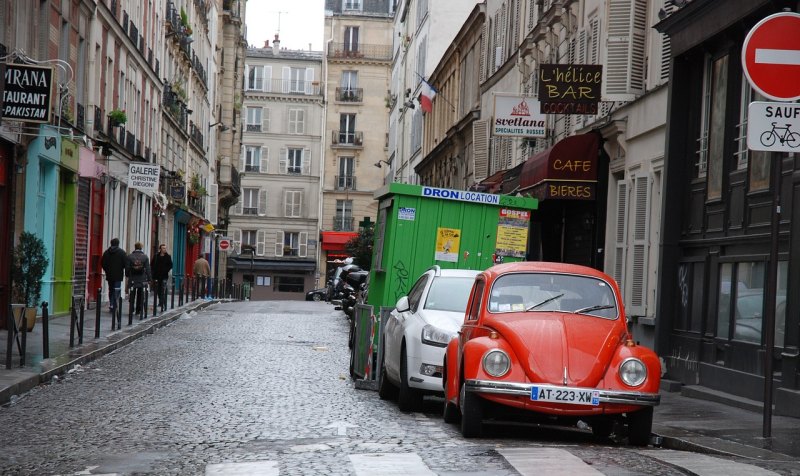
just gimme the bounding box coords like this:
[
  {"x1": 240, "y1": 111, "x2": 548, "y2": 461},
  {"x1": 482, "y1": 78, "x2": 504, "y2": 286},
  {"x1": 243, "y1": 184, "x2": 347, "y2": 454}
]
[
  {"x1": 218, "y1": 239, "x2": 231, "y2": 251},
  {"x1": 742, "y1": 12, "x2": 800, "y2": 101}
]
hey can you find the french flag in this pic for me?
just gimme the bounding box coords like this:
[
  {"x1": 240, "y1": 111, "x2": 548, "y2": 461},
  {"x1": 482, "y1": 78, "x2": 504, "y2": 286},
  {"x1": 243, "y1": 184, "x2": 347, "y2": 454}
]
[{"x1": 419, "y1": 78, "x2": 437, "y2": 114}]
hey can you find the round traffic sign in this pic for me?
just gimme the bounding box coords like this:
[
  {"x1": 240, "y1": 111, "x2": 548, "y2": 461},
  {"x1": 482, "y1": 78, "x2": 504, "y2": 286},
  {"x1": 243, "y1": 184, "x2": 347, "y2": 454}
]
[
  {"x1": 218, "y1": 239, "x2": 231, "y2": 251},
  {"x1": 742, "y1": 12, "x2": 800, "y2": 101}
]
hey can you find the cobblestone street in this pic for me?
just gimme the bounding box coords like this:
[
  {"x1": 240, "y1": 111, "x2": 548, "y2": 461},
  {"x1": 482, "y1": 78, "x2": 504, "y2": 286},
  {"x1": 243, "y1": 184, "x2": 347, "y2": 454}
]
[{"x1": 0, "y1": 301, "x2": 796, "y2": 475}]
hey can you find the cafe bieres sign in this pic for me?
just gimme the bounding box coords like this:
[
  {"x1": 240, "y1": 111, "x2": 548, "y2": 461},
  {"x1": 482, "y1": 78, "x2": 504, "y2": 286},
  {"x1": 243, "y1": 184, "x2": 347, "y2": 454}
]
[
  {"x1": 2, "y1": 64, "x2": 54, "y2": 123},
  {"x1": 538, "y1": 64, "x2": 602, "y2": 115}
]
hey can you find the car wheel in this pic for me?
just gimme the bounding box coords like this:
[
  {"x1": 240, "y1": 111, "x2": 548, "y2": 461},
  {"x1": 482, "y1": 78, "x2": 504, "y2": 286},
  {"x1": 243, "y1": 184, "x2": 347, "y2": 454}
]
[
  {"x1": 590, "y1": 418, "x2": 614, "y2": 441},
  {"x1": 460, "y1": 381, "x2": 483, "y2": 438},
  {"x1": 627, "y1": 407, "x2": 653, "y2": 446},
  {"x1": 442, "y1": 364, "x2": 460, "y2": 424},
  {"x1": 398, "y1": 345, "x2": 423, "y2": 412},
  {"x1": 377, "y1": 344, "x2": 398, "y2": 401},
  {"x1": 312, "y1": 293, "x2": 322, "y2": 301}
]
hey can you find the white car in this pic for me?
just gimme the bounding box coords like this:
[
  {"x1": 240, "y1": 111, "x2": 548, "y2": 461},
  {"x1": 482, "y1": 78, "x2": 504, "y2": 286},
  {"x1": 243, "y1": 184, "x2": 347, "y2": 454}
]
[{"x1": 378, "y1": 266, "x2": 480, "y2": 411}]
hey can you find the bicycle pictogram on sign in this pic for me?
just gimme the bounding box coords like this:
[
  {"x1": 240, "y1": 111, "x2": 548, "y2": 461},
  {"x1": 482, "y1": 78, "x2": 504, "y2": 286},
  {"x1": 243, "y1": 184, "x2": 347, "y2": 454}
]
[{"x1": 759, "y1": 122, "x2": 800, "y2": 148}]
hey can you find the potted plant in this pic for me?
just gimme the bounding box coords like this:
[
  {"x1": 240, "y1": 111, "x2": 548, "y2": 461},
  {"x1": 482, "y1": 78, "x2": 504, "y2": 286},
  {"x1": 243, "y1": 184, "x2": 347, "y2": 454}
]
[
  {"x1": 109, "y1": 109, "x2": 127, "y2": 127},
  {"x1": 11, "y1": 231, "x2": 49, "y2": 331}
]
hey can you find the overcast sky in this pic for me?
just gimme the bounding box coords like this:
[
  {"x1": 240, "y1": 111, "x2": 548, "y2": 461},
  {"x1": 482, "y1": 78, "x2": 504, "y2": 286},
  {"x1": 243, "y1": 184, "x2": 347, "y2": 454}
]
[{"x1": 245, "y1": 0, "x2": 325, "y2": 51}]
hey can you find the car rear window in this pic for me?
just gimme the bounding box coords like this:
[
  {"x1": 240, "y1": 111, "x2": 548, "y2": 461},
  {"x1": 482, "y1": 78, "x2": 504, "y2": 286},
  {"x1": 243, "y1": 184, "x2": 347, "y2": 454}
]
[{"x1": 424, "y1": 276, "x2": 476, "y2": 312}]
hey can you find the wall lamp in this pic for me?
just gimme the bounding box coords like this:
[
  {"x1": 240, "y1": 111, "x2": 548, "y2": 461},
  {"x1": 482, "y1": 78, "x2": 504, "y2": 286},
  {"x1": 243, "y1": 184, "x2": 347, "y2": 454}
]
[
  {"x1": 210, "y1": 121, "x2": 230, "y2": 131},
  {"x1": 403, "y1": 100, "x2": 416, "y2": 109},
  {"x1": 374, "y1": 160, "x2": 392, "y2": 168}
]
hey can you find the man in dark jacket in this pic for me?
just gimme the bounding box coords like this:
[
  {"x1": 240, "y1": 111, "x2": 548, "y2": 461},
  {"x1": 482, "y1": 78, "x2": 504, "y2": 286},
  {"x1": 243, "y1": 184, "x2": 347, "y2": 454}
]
[
  {"x1": 151, "y1": 243, "x2": 173, "y2": 312},
  {"x1": 101, "y1": 238, "x2": 127, "y2": 323},
  {"x1": 126, "y1": 241, "x2": 152, "y2": 316}
]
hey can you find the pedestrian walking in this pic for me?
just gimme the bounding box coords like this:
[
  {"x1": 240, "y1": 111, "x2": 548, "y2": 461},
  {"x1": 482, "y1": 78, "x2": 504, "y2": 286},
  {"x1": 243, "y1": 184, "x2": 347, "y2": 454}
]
[
  {"x1": 101, "y1": 238, "x2": 127, "y2": 323},
  {"x1": 151, "y1": 243, "x2": 173, "y2": 312},
  {"x1": 193, "y1": 254, "x2": 211, "y2": 298},
  {"x1": 126, "y1": 242, "x2": 152, "y2": 316}
]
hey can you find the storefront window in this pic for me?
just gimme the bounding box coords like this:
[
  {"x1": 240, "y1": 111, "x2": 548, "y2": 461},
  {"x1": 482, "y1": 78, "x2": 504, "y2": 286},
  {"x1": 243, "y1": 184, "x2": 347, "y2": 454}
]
[
  {"x1": 776, "y1": 261, "x2": 787, "y2": 348},
  {"x1": 274, "y1": 276, "x2": 304, "y2": 293},
  {"x1": 716, "y1": 263, "x2": 733, "y2": 339},
  {"x1": 716, "y1": 261, "x2": 766, "y2": 343}
]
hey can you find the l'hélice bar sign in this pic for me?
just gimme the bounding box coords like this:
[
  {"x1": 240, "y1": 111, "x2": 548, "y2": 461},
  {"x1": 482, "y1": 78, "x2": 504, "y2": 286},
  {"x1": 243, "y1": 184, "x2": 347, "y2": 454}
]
[
  {"x1": 2, "y1": 63, "x2": 54, "y2": 123},
  {"x1": 538, "y1": 64, "x2": 602, "y2": 115}
]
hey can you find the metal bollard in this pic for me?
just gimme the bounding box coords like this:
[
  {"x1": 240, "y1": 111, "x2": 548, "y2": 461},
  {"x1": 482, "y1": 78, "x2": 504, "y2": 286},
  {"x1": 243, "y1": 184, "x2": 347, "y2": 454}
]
[
  {"x1": 178, "y1": 276, "x2": 184, "y2": 306},
  {"x1": 79, "y1": 297, "x2": 85, "y2": 345},
  {"x1": 42, "y1": 302, "x2": 49, "y2": 359},
  {"x1": 117, "y1": 294, "x2": 123, "y2": 329},
  {"x1": 127, "y1": 291, "x2": 134, "y2": 326},
  {"x1": 143, "y1": 287, "x2": 149, "y2": 319},
  {"x1": 20, "y1": 306, "x2": 27, "y2": 367},
  {"x1": 95, "y1": 288, "x2": 102, "y2": 339},
  {"x1": 70, "y1": 300, "x2": 76, "y2": 347},
  {"x1": 171, "y1": 276, "x2": 175, "y2": 310},
  {"x1": 152, "y1": 282, "x2": 158, "y2": 317}
]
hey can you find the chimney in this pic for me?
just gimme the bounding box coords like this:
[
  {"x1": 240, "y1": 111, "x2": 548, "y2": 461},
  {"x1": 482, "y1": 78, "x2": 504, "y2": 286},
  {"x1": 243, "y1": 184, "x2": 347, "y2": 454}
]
[
  {"x1": 272, "y1": 34, "x2": 280, "y2": 55},
  {"x1": 264, "y1": 40, "x2": 269, "y2": 48}
]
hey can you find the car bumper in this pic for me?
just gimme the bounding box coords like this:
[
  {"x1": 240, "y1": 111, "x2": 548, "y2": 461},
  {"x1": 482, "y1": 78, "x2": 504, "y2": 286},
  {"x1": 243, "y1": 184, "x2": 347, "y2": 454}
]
[
  {"x1": 406, "y1": 344, "x2": 447, "y2": 393},
  {"x1": 465, "y1": 379, "x2": 661, "y2": 406}
]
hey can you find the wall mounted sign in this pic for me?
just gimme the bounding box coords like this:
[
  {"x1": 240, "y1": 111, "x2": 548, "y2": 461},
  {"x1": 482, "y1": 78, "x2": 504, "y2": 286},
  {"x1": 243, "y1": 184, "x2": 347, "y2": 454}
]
[
  {"x1": 493, "y1": 95, "x2": 546, "y2": 137},
  {"x1": 434, "y1": 227, "x2": 461, "y2": 263},
  {"x1": 128, "y1": 163, "x2": 160, "y2": 192},
  {"x1": 496, "y1": 208, "x2": 530, "y2": 258},
  {"x1": 170, "y1": 183, "x2": 186, "y2": 201},
  {"x1": 2, "y1": 63, "x2": 54, "y2": 123},
  {"x1": 538, "y1": 64, "x2": 602, "y2": 115}
]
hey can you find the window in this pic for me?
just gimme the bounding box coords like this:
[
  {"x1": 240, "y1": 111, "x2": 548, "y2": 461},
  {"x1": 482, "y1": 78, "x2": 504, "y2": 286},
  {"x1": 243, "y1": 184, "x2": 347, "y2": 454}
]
[
  {"x1": 339, "y1": 113, "x2": 356, "y2": 143},
  {"x1": 341, "y1": 71, "x2": 358, "y2": 89},
  {"x1": 274, "y1": 275, "x2": 304, "y2": 292},
  {"x1": 287, "y1": 149, "x2": 303, "y2": 174},
  {"x1": 242, "y1": 230, "x2": 257, "y2": 248},
  {"x1": 338, "y1": 156, "x2": 354, "y2": 189},
  {"x1": 343, "y1": 0, "x2": 362, "y2": 11},
  {"x1": 247, "y1": 65, "x2": 263, "y2": 90},
  {"x1": 344, "y1": 26, "x2": 359, "y2": 52},
  {"x1": 246, "y1": 107, "x2": 262, "y2": 132},
  {"x1": 283, "y1": 232, "x2": 301, "y2": 257},
  {"x1": 244, "y1": 146, "x2": 261, "y2": 172},
  {"x1": 285, "y1": 190, "x2": 303, "y2": 217},
  {"x1": 334, "y1": 199, "x2": 353, "y2": 231},
  {"x1": 705, "y1": 54, "x2": 728, "y2": 200},
  {"x1": 716, "y1": 261, "x2": 766, "y2": 344},
  {"x1": 407, "y1": 274, "x2": 430, "y2": 313},
  {"x1": 288, "y1": 108, "x2": 305, "y2": 134},
  {"x1": 289, "y1": 68, "x2": 306, "y2": 93},
  {"x1": 737, "y1": 83, "x2": 770, "y2": 191},
  {"x1": 242, "y1": 188, "x2": 259, "y2": 215}
]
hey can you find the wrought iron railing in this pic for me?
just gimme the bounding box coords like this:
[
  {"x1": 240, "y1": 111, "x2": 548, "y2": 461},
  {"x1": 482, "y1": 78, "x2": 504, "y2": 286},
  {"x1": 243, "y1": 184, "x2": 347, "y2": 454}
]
[
  {"x1": 333, "y1": 216, "x2": 354, "y2": 231},
  {"x1": 331, "y1": 130, "x2": 363, "y2": 146},
  {"x1": 335, "y1": 87, "x2": 363, "y2": 102},
  {"x1": 327, "y1": 42, "x2": 392, "y2": 61},
  {"x1": 335, "y1": 175, "x2": 356, "y2": 190}
]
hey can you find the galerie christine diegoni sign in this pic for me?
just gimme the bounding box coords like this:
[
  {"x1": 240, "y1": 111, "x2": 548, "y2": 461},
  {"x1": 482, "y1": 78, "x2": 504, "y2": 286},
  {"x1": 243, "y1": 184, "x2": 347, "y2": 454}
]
[
  {"x1": 2, "y1": 63, "x2": 54, "y2": 123},
  {"x1": 493, "y1": 95, "x2": 546, "y2": 138},
  {"x1": 128, "y1": 163, "x2": 161, "y2": 192}
]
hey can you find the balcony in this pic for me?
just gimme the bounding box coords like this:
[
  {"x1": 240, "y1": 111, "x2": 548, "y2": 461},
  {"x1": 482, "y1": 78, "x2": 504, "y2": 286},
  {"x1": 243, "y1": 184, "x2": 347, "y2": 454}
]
[
  {"x1": 332, "y1": 216, "x2": 354, "y2": 232},
  {"x1": 243, "y1": 207, "x2": 258, "y2": 215},
  {"x1": 162, "y1": 88, "x2": 188, "y2": 130},
  {"x1": 331, "y1": 130, "x2": 363, "y2": 147},
  {"x1": 244, "y1": 164, "x2": 260, "y2": 173},
  {"x1": 245, "y1": 78, "x2": 321, "y2": 95},
  {"x1": 335, "y1": 87, "x2": 363, "y2": 103},
  {"x1": 245, "y1": 123, "x2": 261, "y2": 133},
  {"x1": 327, "y1": 42, "x2": 392, "y2": 61},
  {"x1": 189, "y1": 121, "x2": 204, "y2": 148},
  {"x1": 335, "y1": 175, "x2": 356, "y2": 190}
]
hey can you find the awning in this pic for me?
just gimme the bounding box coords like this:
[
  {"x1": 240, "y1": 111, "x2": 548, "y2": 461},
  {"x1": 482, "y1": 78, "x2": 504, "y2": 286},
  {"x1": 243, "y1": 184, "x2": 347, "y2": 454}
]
[
  {"x1": 228, "y1": 257, "x2": 316, "y2": 272},
  {"x1": 321, "y1": 231, "x2": 359, "y2": 251},
  {"x1": 518, "y1": 133, "x2": 599, "y2": 201}
]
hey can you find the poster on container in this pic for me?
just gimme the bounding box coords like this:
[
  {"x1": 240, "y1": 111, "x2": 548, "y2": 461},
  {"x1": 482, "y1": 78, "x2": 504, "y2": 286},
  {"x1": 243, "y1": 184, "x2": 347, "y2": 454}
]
[
  {"x1": 128, "y1": 163, "x2": 160, "y2": 192},
  {"x1": 495, "y1": 208, "x2": 530, "y2": 258},
  {"x1": 434, "y1": 227, "x2": 461, "y2": 263}
]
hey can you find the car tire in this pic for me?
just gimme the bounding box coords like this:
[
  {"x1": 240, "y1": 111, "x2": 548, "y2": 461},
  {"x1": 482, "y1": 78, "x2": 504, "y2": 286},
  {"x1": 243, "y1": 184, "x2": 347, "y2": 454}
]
[
  {"x1": 312, "y1": 293, "x2": 322, "y2": 301},
  {"x1": 442, "y1": 366, "x2": 460, "y2": 424},
  {"x1": 627, "y1": 407, "x2": 653, "y2": 446},
  {"x1": 378, "y1": 345, "x2": 398, "y2": 401},
  {"x1": 460, "y1": 381, "x2": 483, "y2": 438},
  {"x1": 398, "y1": 345, "x2": 423, "y2": 412},
  {"x1": 591, "y1": 418, "x2": 614, "y2": 441}
]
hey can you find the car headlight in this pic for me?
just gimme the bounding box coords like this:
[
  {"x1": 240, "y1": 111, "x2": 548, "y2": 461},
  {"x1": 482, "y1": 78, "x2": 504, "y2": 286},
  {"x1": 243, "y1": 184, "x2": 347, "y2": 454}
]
[
  {"x1": 482, "y1": 349, "x2": 510, "y2": 377},
  {"x1": 421, "y1": 324, "x2": 452, "y2": 347},
  {"x1": 619, "y1": 358, "x2": 647, "y2": 387}
]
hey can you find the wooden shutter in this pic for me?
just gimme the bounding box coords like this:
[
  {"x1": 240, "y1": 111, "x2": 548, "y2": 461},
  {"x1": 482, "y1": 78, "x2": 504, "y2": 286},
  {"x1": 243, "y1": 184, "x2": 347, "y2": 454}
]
[
  {"x1": 613, "y1": 180, "x2": 628, "y2": 288},
  {"x1": 659, "y1": 1, "x2": 673, "y2": 84},
  {"x1": 473, "y1": 119, "x2": 489, "y2": 181},
  {"x1": 258, "y1": 189, "x2": 267, "y2": 216},
  {"x1": 231, "y1": 228, "x2": 241, "y2": 254},
  {"x1": 299, "y1": 232, "x2": 308, "y2": 257},
  {"x1": 305, "y1": 67, "x2": 314, "y2": 94},
  {"x1": 479, "y1": 22, "x2": 487, "y2": 82},
  {"x1": 279, "y1": 148, "x2": 288, "y2": 174},
  {"x1": 282, "y1": 66, "x2": 290, "y2": 93},
  {"x1": 629, "y1": 175, "x2": 650, "y2": 315},
  {"x1": 256, "y1": 230, "x2": 266, "y2": 256},
  {"x1": 263, "y1": 66, "x2": 272, "y2": 92},
  {"x1": 274, "y1": 230, "x2": 284, "y2": 256},
  {"x1": 207, "y1": 183, "x2": 218, "y2": 224},
  {"x1": 302, "y1": 148, "x2": 310, "y2": 175},
  {"x1": 605, "y1": 0, "x2": 646, "y2": 99},
  {"x1": 589, "y1": 17, "x2": 600, "y2": 65},
  {"x1": 234, "y1": 193, "x2": 243, "y2": 215},
  {"x1": 260, "y1": 147, "x2": 269, "y2": 173},
  {"x1": 244, "y1": 65, "x2": 250, "y2": 90},
  {"x1": 262, "y1": 108, "x2": 270, "y2": 132}
]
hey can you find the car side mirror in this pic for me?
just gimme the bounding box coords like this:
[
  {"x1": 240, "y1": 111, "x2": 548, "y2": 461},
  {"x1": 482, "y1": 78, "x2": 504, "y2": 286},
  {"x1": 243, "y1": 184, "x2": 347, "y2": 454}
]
[{"x1": 395, "y1": 296, "x2": 410, "y2": 313}]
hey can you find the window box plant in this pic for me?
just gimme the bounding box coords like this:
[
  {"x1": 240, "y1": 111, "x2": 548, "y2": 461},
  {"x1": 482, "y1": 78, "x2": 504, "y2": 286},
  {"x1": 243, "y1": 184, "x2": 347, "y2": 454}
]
[{"x1": 109, "y1": 109, "x2": 127, "y2": 127}]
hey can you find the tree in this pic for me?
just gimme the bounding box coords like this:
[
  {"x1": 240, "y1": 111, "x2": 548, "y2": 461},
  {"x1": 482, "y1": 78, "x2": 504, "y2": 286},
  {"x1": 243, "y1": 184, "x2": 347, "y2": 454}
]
[{"x1": 344, "y1": 225, "x2": 374, "y2": 271}]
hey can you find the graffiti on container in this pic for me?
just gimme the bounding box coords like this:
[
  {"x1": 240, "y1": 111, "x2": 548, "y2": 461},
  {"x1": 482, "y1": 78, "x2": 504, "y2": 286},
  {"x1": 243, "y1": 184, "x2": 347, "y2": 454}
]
[{"x1": 393, "y1": 260, "x2": 409, "y2": 301}]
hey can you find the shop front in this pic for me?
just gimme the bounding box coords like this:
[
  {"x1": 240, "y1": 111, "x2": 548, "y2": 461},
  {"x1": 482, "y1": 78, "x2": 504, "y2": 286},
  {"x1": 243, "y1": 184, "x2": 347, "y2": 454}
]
[
  {"x1": 321, "y1": 231, "x2": 359, "y2": 282},
  {"x1": 227, "y1": 257, "x2": 317, "y2": 300},
  {"x1": 52, "y1": 139, "x2": 79, "y2": 314}
]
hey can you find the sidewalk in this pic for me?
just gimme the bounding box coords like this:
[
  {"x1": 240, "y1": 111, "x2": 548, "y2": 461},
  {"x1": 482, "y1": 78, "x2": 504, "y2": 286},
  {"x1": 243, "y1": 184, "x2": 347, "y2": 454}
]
[
  {"x1": 2, "y1": 302, "x2": 799, "y2": 462},
  {"x1": 0, "y1": 297, "x2": 215, "y2": 406}
]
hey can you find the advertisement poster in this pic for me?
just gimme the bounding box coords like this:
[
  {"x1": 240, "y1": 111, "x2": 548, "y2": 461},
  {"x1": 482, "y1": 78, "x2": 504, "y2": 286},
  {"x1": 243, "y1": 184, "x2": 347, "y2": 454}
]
[
  {"x1": 435, "y1": 227, "x2": 461, "y2": 262},
  {"x1": 496, "y1": 208, "x2": 530, "y2": 258}
]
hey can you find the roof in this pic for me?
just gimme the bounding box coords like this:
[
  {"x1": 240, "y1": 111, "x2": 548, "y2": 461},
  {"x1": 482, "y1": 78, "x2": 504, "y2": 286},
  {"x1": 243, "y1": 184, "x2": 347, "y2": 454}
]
[{"x1": 246, "y1": 48, "x2": 323, "y2": 61}]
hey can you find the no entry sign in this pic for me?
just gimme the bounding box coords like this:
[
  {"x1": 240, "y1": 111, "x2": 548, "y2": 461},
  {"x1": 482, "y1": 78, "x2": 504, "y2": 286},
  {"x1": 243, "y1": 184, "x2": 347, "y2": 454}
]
[
  {"x1": 218, "y1": 238, "x2": 231, "y2": 251},
  {"x1": 742, "y1": 12, "x2": 800, "y2": 101}
]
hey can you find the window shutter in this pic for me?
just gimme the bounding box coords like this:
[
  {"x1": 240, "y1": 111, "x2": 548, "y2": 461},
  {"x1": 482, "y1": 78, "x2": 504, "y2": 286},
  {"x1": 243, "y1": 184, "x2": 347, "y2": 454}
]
[
  {"x1": 280, "y1": 148, "x2": 288, "y2": 174},
  {"x1": 613, "y1": 180, "x2": 628, "y2": 288},
  {"x1": 297, "y1": 109, "x2": 305, "y2": 134},
  {"x1": 473, "y1": 119, "x2": 489, "y2": 181},
  {"x1": 284, "y1": 191, "x2": 291, "y2": 217},
  {"x1": 231, "y1": 228, "x2": 241, "y2": 254},
  {"x1": 256, "y1": 230, "x2": 266, "y2": 256},
  {"x1": 274, "y1": 231, "x2": 284, "y2": 256},
  {"x1": 262, "y1": 108, "x2": 270, "y2": 132},
  {"x1": 629, "y1": 175, "x2": 650, "y2": 315},
  {"x1": 258, "y1": 189, "x2": 267, "y2": 216},
  {"x1": 577, "y1": 29, "x2": 587, "y2": 63},
  {"x1": 299, "y1": 232, "x2": 308, "y2": 257},
  {"x1": 297, "y1": 192, "x2": 303, "y2": 217},
  {"x1": 605, "y1": 0, "x2": 646, "y2": 99},
  {"x1": 302, "y1": 148, "x2": 311, "y2": 175},
  {"x1": 244, "y1": 65, "x2": 250, "y2": 90},
  {"x1": 589, "y1": 17, "x2": 600, "y2": 65},
  {"x1": 659, "y1": 1, "x2": 673, "y2": 84},
  {"x1": 263, "y1": 66, "x2": 272, "y2": 92},
  {"x1": 260, "y1": 147, "x2": 269, "y2": 173},
  {"x1": 479, "y1": 23, "x2": 487, "y2": 82},
  {"x1": 282, "y1": 66, "x2": 290, "y2": 93},
  {"x1": 207, "y1": 183, "x2": 218, "y2": 224},
  {"x1": 305, "y1": 67, "x2": 314, "y2": 94},
  {"x1": 234, "y1": 195, "x2": 243, "y2": 215}
]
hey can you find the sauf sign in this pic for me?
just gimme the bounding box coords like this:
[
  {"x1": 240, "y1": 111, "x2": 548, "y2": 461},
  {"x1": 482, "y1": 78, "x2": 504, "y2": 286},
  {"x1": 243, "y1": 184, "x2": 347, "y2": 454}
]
[{"x1": 2, "y1": 64, "x2": 54, "y2": 123}]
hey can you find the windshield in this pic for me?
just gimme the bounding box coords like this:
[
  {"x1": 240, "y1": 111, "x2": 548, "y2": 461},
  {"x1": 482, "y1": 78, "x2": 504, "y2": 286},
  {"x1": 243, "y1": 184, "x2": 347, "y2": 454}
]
[
  {"x1": 424, "y1": 276, "x2": 476, "y2": 312},
  {"x1": 487, "y1": 272, "x2": 618, "y2": 319}
]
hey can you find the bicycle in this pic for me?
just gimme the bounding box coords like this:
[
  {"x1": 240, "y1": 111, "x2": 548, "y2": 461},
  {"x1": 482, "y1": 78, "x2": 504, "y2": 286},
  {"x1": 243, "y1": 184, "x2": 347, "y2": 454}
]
[{"x1": 760, "y1": 122, "x2": 800, "y2": 148}]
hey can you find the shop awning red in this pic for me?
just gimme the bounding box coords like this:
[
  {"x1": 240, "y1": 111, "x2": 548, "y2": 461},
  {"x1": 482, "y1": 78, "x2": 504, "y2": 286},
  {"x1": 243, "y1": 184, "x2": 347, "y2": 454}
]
[
  {"x1": 321, "y1": 231, "x2": 359, "y2": 251},
  {"x1": 518, "y1": 133, "x2": 599, "y2": 201}
]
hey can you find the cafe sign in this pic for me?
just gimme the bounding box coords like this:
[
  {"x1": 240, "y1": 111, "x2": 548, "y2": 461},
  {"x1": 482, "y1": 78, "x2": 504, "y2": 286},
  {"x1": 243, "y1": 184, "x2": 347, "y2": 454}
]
[
  {"x1": 538, "y1": 64, "x2": 602, "y2": 115},
  {"x1": 2, "y1": 64, "x2": 54, "y2": 123}
]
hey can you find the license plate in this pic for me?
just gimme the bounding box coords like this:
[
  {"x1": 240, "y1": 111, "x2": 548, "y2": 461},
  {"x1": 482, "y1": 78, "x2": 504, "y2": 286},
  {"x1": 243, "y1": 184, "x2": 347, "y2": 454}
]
[{"x1": 530, "y1": 385, "x2": 600, "y2": 405}]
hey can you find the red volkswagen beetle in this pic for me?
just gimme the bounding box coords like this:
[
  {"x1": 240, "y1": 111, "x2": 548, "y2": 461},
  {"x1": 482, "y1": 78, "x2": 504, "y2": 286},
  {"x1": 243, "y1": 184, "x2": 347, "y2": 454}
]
[{"x1": 442, "y1": 262, "x2": 660, "y2": 445}]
